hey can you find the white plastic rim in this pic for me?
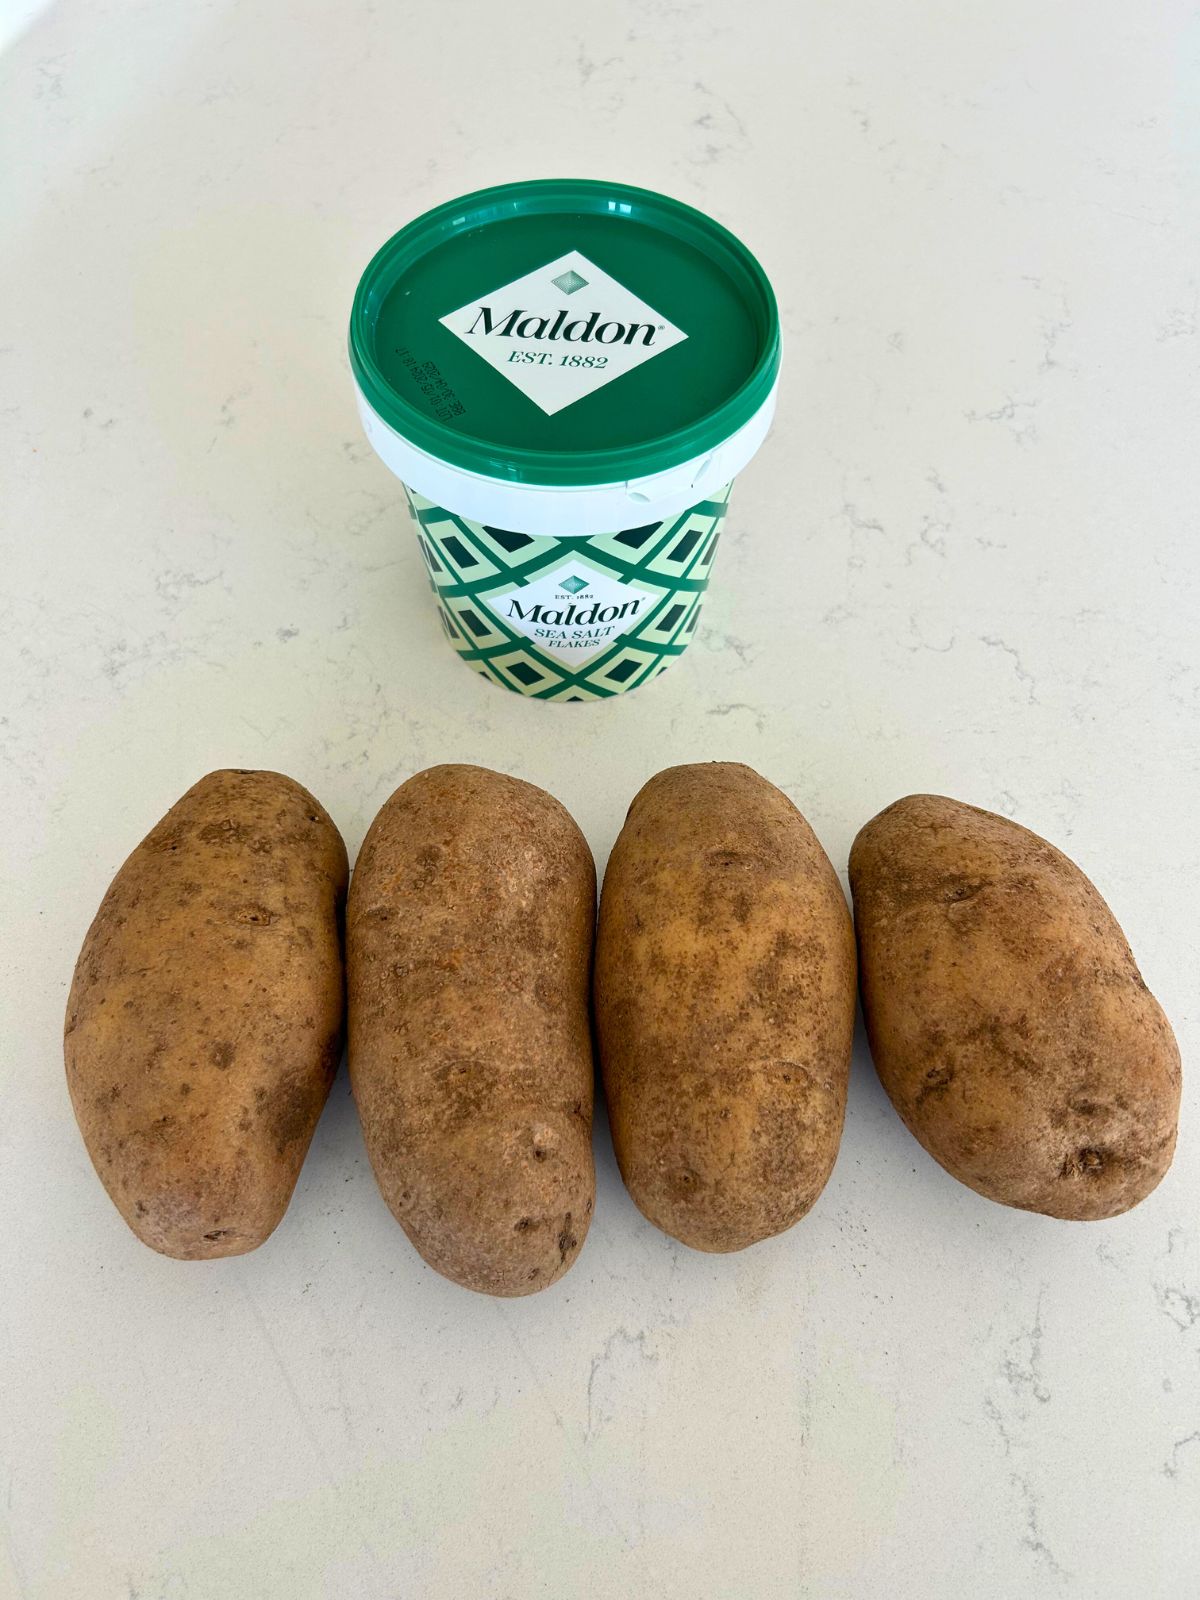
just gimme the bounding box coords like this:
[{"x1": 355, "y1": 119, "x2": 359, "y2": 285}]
[{"x1": 353, "y1": 376, "x2": 779, "y2": 535}]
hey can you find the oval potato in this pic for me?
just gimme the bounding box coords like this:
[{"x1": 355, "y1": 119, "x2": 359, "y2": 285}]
[
  {"x1": 849, "y1": 794, "x2": 1181, "y2": 1219},
  {"x1": 65, "y1": 769, "x2": 348, "y2": 1258},
  {"x1": 347, "y1": 765, "x2": 595, "y2": 1296},
  {"x1": 594, "y1": 762, "x2": 857, "y2": 1252}
]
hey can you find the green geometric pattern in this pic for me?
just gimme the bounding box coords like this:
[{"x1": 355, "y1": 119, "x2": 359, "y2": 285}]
[{"x1": 403, "y1": 483, "x2": 731, "y2": 699}]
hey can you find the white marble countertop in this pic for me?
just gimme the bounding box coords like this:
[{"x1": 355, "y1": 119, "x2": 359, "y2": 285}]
[{"x1": 2, "y1": 3, "x2": 1197, "y2": 1597}]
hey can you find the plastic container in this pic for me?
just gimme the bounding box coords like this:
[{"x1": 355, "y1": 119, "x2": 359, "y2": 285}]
[{"x1": 349, "y1": 179, "x2": 780, "y2": 700}]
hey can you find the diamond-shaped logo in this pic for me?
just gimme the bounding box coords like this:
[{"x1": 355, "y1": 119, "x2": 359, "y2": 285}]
[
  {"x1": 551, "y1": 269, "x2": 588, "y2": 295},
  {"x1": 439, "y1": 251, "x2": 688, "y2": 416},
  {"x1": 482, "y1": 560, "x2": 654, "y2": 666}
]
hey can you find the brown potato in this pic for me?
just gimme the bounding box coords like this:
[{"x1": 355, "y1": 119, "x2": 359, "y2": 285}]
[
  {"x1": 594, "y1": 763, "x2": 856, "y2": 1253},
  {"x1": 849, "y1": 794, "x2": 1181, "y2": 1219},
  {"x1": 347, "y1": 765, "x2": 595, "y2": 1296},
  {"x1": 64, "y1": 770, "x2": 348, "y2": 1258}
]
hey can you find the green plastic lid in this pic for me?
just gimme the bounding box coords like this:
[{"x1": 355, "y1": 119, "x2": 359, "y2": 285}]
[{"x1": 349, "y1": 179, "x2": 780, "y2": 489}]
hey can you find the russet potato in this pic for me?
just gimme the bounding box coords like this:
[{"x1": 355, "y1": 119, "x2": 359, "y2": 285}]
[
  {"x1": 849, "y1": 794, "x2": 1181, "y2": 1219},
  {"x1": 347, "y1": 765, "x2": 595, "y2": 1296},
  {"x1": 65, "y1": 769, "x2": 347, "y2": 1258},
  {"x1": 594, "y1": 762, "x2": 857, "y2": 1252}
]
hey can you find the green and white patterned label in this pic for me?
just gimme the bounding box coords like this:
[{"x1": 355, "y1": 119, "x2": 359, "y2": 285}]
[{"x1": 403, "y1": 485, "x2": 730, "y2": 699}]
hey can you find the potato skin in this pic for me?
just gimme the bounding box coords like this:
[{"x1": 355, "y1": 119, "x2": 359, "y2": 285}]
[
  {"x1": 64, "y1": 770, "x2": 348, "y2": 1259},
  {"x1": 347, "y1": 765, "x2": 596, "y2": 1297},
  {"x1": 594, "y1": 763, "x2": 857, "y2": 1253},
  {"x1": 849, "y1": 794, "x2": 1181, "y2": 1220}
]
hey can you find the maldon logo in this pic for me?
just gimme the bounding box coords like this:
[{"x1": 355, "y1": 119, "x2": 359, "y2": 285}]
[
  {"x1": 464, "y1": 306, "x2": 659, "y2": 348},
  {"x1": 506, "y1": 594, "x2": 643, "y2": 628},
  {"x1": 440, "y1": 250, "x2": 687, "y2": 417},
  {"x1": 481, "y1": 557, "x2": 654, "y2": 663}
]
